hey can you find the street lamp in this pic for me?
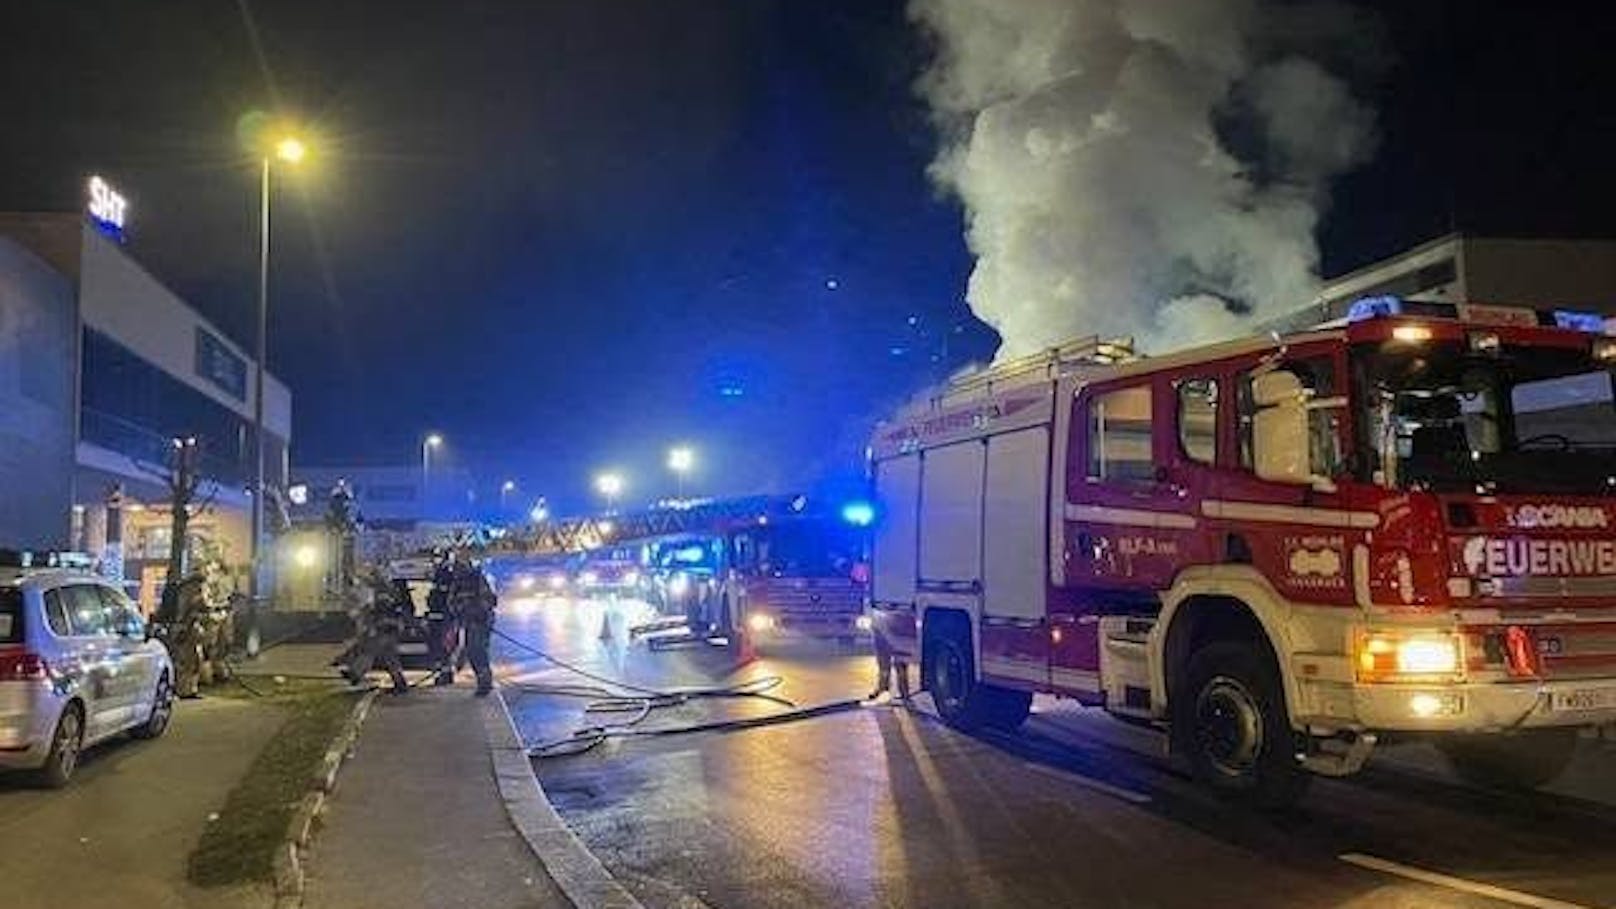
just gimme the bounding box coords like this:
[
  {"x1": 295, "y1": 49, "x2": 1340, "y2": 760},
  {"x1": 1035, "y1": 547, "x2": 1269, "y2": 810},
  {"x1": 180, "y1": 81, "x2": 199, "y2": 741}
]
[
  {"x1": 249, "y1": 127, "x2": 308, "y2": 596},
  {"x1": 421, "y1": 434, "x2": 443, "y2": 511},
  {"x1": 500, "y1": 479, "x2": 516, "y2": 510},
  {"x1": 667, "y1": 446, "x2": 695, "y2": 499},
  {"x1": 529, "y1": 498, "x2": 549, "y2": 524},
  {"x1": 594, "y1": 472, "x2": 624, "y2": 513}
]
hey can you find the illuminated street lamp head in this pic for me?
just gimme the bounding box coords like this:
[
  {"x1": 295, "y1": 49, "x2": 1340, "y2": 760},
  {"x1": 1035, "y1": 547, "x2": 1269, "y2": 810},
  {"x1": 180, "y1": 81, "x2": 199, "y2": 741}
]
[
  {"x1": 275, "y1": 136, "x2": 307, "y2": 164},
  {"x1": 425, "y1": 433, "x2": 443, "y2": 448},
  {"x1": 595, "y1": 473, "x2": 624, "y2": 498},
  {"x1": 667, "y1": 446, "x2": 695, "y2": 474},
  {"x1": 501, "y1": 479, "x2": 516, "y2": 493}
]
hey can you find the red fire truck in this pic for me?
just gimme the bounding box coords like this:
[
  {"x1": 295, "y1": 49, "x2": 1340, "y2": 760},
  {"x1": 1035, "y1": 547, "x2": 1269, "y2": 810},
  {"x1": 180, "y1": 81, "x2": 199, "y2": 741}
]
[
  {"x1": 869, "y1": 299, "x2": 1616, "y2": 805},
  {"x1": 670, "y1": 510, "x2": 871, "y2": 649}
]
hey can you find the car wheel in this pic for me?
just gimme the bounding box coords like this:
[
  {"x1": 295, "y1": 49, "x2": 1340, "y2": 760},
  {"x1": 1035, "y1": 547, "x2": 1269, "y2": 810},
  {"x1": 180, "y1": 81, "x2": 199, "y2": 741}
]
[
  {"x1": 1175, "y1": 642, "x2": 1310, "y2": 809},
  {"x1": 37, "y1": 704, "x2": 85, "y2": 789},
  {"x1": 1437, "y1": 729, "x2": 1579, "y2": 789},
  {"x1": 131, "y1": 671, "x2": 174, "y2": 740}
]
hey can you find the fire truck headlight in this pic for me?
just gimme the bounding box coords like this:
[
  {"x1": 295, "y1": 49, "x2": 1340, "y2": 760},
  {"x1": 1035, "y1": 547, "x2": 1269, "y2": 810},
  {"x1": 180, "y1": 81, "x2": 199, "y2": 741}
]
[
  {"x1": 548, "y1": 573, "x2": 567, "y2": 591},
  {"x1": 516, "y1": 574, "x2": 536, "y2": 591},
  {"x1": 855, "y1": 615, "x2": 873, "y2": 632},
  {"x1": 1357, "y1": 632, "x2": 1462, "y2": 681},
  {"x1": 746, "y1": 613, "x2": 775, "y2": 633}
]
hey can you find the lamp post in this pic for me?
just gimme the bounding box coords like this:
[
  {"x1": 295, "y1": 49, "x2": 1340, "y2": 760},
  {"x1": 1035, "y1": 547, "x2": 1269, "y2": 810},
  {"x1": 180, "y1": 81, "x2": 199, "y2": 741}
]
[
  {"x1": 500, "y1": 479, "x2": 516, "y2": 511},
  {"x1": 594, "y1": 472, "x2": 624, "y2": 514},
  {"x1": 250, "y1": 133, "x2": 306, "y2": 597},
  {"x1": 422, "y1": 434, "x2": 443, "y2": 514},
  {"x1": 667, "y1": 446, "x2": 694, "y2": 500}
]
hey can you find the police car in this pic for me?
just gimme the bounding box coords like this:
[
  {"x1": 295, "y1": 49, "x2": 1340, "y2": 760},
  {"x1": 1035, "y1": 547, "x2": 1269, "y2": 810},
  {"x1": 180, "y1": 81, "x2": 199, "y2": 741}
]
[{"x1": 0, "y1": 555, "x2": 175, "y2": 787}]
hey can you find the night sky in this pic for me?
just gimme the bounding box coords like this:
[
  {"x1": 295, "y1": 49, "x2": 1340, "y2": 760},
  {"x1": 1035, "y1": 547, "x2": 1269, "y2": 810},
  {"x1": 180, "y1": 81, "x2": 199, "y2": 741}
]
[{"x1": 4, "y1": 1, "x2": 1616, "y2": 514}]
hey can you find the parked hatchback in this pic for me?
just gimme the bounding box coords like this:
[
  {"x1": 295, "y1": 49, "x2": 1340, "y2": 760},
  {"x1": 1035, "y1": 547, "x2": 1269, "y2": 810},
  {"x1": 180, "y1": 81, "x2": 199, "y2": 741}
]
[{"x1": 0, "y1": 568, "x2": 175, "y2": 787}]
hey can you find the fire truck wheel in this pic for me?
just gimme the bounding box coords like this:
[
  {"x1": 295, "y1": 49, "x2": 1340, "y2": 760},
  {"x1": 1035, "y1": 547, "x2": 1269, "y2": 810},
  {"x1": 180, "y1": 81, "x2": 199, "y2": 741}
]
[
  {"x1": 1437, "y1": 729, "x2": 1578, "y2": 790},
  {"x1": 1178, "y1": 642, "x2": 1309, "y2": 809},
  {"x1": 927, "y1": 627, "x2": 988, "y2": 730}
]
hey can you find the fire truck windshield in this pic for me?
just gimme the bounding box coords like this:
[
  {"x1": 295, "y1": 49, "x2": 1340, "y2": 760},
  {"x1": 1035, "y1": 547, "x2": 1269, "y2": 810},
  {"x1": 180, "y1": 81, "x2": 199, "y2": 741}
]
[
  {"x1": 745, "y1": 520, "x2": 863, "y2": 579},
  {"x1": 1355, "y1": 340, "x2": 1616, "y2": 494}
]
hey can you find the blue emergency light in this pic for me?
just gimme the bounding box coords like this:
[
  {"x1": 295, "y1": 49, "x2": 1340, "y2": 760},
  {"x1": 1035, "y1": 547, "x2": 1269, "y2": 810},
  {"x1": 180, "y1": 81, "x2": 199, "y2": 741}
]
[
  {"x1": 841, "y1": 501, "x2": 875, "y2": 527},
  {"x1": 1345, "y1": 295, "x2": 1404, "y2": 322},
  {"x1": 1552, "y1": 310, "x2": 1607, "y2": 333}
]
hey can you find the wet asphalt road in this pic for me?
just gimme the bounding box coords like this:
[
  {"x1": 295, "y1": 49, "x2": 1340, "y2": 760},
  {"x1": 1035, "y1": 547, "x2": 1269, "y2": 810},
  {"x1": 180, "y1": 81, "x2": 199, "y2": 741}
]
[{"x1": 495, "y1": 595, "x2": 1616, "y2": 909}]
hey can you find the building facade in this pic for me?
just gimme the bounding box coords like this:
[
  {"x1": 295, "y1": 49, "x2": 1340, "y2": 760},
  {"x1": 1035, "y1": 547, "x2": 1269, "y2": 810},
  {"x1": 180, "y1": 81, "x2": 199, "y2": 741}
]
[
  {"x1": 0, "y1": 211, "x2": 292, "y2": 609},
  {"x1": 291, "y1": 464, "x2": 477, "y2": 528},
  {"x1": 0, "y1": 233, "x2": 76, "y2": 548},
  {"x1": 1266, "y1": 234, "x2": 1616, "y2": 332}
]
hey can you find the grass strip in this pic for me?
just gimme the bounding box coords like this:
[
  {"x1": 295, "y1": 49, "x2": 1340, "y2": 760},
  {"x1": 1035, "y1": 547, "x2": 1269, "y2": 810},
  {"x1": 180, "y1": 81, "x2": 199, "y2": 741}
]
[{"x1": 187, "y1": 680, "x2": 360, "y2": 887}]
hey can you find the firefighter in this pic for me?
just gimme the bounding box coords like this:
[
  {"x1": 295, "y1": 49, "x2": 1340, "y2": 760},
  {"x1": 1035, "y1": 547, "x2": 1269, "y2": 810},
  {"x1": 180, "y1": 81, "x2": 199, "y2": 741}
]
[
  {"x1": 198, "y1": 573, "x2": 239, "y2": 685},
  {"x1": 869, "y1": 625, "x2": 911, "y2": 703},
  {"x1": 425, "y1": 553, "x2": 460, "y2": 685},
  {"x1": 448, "y1": 549, "x2": 497, "y2": 696},
  {"x1": 341, "y1": 567, "x2": 409, "y2": 695}
]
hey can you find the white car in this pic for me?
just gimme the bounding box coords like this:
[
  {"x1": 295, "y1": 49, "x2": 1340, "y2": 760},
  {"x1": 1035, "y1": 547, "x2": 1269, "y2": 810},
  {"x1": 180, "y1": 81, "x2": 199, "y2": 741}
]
[{"x1": 0, "y1": 568, "x2": 175, "y2": 787}]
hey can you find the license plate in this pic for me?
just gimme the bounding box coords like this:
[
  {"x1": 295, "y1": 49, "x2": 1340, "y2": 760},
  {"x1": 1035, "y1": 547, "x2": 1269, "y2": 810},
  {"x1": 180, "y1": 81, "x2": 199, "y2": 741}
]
[
  {"x1": 1550, "y1": 686, "x2": 1616, "y2": 713},
  {"x1": 398, "y1": 642, "x2": 429, "y2": 655}
]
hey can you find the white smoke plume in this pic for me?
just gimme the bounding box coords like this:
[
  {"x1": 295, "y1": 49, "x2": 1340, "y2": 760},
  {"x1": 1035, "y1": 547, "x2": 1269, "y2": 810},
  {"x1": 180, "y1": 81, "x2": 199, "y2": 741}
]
[{"x1": 911, "y1": 0, "x2": 1381, "y2": 357}]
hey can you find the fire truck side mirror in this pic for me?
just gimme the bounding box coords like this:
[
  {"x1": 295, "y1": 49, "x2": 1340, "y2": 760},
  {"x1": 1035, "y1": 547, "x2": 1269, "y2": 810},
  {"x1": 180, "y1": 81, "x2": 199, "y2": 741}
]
[{"x1": 1251, "y1": 371, "x2": 1315, "y2": 488}]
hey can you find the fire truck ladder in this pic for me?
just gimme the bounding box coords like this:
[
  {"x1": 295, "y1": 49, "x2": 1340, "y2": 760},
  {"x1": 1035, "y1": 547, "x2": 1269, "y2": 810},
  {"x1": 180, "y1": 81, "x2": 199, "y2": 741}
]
[
  {"x1": 931, "y1": 334, "x2": 1136, "y2": 407},
  {"x1": 496, "y1": 493, "x2": 814, "y2": 557}
]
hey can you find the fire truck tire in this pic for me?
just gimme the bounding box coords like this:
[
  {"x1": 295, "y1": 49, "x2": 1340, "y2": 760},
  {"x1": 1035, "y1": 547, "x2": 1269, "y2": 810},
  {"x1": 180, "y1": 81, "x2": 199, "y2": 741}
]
[
  {"x1": 1177, "y1": 642, "x2": 1309, "y2": 809},
  {"x1": 926, "y1": 627, "x2": 990, "y2": 731},
  {"x1": 1436, "y1": 729, "x2": 1578, "y2": 789}
]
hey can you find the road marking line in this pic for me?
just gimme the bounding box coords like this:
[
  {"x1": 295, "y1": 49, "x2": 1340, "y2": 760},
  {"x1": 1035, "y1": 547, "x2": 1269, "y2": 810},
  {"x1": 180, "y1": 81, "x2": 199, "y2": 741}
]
[
  {"x1": 1339, "y1": 853, "x2": 1594, "y2": 909},
  {"x1": 1021, "y1": 761, "x2": 1152, "y2": 805}
]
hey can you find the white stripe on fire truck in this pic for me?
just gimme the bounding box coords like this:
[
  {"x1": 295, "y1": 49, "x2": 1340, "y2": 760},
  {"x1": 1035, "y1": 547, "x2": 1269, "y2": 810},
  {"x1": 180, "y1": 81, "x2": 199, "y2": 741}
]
[
  {"x1": 1063, "y1": 503, "x2": 1197, "y2": 530},
  {"x1": 979, "y1": 657, "x2": 1048, "y2": 684},
  {"x1": 1050, "y1": 667, "x2": 1101, "y2": 692},
  {"x1": 1201, "y1": 500, "x2": 1381, "y2": 529}
]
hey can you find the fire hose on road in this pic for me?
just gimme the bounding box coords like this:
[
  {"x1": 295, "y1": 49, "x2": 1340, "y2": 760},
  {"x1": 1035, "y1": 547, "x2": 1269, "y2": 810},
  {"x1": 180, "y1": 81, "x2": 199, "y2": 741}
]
[{"x1": 490, "y1": 626, "x2": 868, "y2": 758}]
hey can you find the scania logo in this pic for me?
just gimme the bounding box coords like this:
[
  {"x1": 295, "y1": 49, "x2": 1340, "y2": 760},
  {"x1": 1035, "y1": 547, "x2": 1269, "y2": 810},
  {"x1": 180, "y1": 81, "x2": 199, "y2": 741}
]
[{"x1": 1507, "y1": 504, "x2": 1609, "y2": 530}]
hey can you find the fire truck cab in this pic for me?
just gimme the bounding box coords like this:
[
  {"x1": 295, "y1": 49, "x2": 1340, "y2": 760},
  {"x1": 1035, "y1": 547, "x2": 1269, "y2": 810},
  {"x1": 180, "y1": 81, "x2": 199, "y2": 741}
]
[
  {"x1": 675, "y1": 512, "x2": 870, "y2": 647},
  {"x1": 869, "y1": 301, "x2": 1616, "y2": 805}
]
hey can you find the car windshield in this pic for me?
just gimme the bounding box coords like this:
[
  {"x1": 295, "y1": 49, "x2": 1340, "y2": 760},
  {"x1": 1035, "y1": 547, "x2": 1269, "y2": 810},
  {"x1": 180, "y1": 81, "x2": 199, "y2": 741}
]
[
  {"x1": 0, "y1": 588, "x2": 20, "y2": 643},
  {"x1": 1354, "y1": 339, "x2": 1616, "y2": 493},
  {"x1": 752, "y1": 520, "x2": 862, "y2": 578}
]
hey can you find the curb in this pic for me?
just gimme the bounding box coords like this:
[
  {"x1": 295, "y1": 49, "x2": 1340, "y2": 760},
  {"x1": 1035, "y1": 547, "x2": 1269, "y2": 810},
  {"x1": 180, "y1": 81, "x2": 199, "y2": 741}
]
[
  {"x1": 483, "y1": 686, "x2": 645, "y2": 909},
  {"x1": 271, "y1": 688, "x2": 378, "y2": 909}
]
